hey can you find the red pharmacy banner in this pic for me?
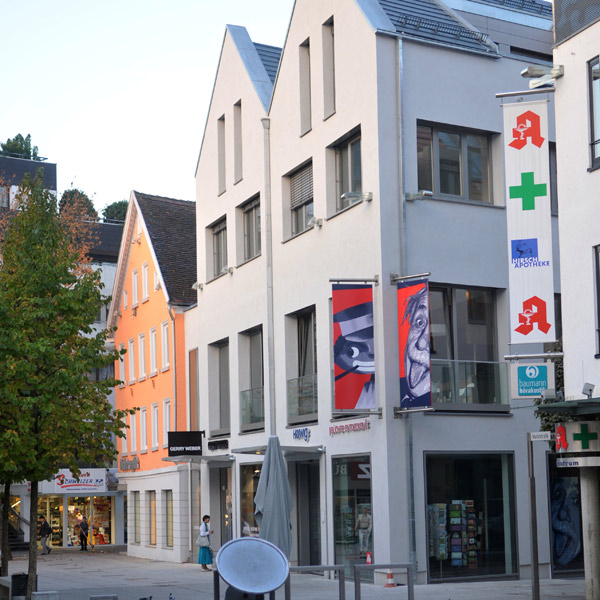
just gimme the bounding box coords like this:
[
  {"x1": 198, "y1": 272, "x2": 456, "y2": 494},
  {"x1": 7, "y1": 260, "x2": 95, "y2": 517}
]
[
  {"x1": 398, "y1": 279, "x2": 431, "y2": 408},
  {"x1": 332, "y1": 284, "x2": 375, "y2": 410}
]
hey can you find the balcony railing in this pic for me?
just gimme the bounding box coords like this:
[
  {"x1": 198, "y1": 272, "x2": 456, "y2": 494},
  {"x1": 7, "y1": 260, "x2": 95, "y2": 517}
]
[
  {"x1": 430, "y1": 358, "x2": 509, "y2": 408},
  {"x1": 240, "y1": 386, "x2": 265, "y2": 431},
  {"x1": 287, "y1": 373, "x2": 318, "y2": 424}
]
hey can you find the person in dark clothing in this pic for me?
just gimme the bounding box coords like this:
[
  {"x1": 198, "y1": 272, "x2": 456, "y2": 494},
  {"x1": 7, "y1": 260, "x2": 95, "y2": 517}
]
[
  {"x1": 39, "y1": 516, "x2": 52, "y2": 555},
  {"x1": 79, "y1": 517, "x2": 89, "y2": 551}
]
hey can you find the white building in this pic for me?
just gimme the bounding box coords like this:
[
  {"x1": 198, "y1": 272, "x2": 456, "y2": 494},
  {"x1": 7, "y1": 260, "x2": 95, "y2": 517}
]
[{"x1": 187, "y1": 0, "x2": 565, "y2": 584}]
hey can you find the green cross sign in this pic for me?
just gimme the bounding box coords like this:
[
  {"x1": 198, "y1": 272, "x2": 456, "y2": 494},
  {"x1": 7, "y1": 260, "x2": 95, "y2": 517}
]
[
  {"x1": 573, "y1": 424, "x2": 599, "y2": 450},
  {"x1": 509, "y1": 171, "x2": 547, "y2": 211}
]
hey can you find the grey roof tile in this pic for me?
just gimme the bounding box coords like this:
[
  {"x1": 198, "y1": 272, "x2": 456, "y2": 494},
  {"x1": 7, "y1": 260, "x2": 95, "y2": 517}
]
[
  {"x1": 254, "y1": 43, "x2": 282, "y2": 84},
  {"x1": 472, "y1": 0, "x2": 552, "y2": 19},
  {"x1": 378, "y1": 0, "x2": 498, "y2": 54},
  {"x1": 134, "y1": 192, "x2": 197, "y2": 306}
]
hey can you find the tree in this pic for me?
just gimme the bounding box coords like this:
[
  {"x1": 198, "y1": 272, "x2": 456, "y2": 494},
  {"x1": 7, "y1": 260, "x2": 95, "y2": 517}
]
[
  {"x1": 102, "y1": 199, "x2": 128, "y2": 222},
  {"x1": 0, "y1": 134, "x2": 39, "y2": 160},
  {"x1": 0, "y1": 171, "x2": 131, "y2": 599},
  {"x1": 59, "y1": 188, "x2": 98, "y2": 221}
]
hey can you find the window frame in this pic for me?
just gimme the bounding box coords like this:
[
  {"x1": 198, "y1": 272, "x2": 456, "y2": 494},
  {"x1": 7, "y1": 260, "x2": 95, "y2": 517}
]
[
  {"x1": 243, "y1": 197, "x2": 261, "y2": 261},
  {"x1": 161, "y1": 321, "x2": 170, "y2": 371},
  {"x1": 163, "y1": 398, "x2": 171, "y2": 448},
  {"x1": 138, "y1": 333, "x2": 146, "y2": 381},
  {"x1": 589, "y1": 56, "x2": 600, "y2": 170},
  {"x1": 140, "y1": 407, "x2": 148, "y2": 452},
  {"x1": 335, "y1": 134, "x2": 362, "y2": 212},
  {"x1": 151, "y1": 402, "x2": 159, "y2": 450},
  {"x1": 142, "y1": 262, "x2": 149, "y2": 301},
  {"x1": 212, "y1": 218, "x2": 228, "y2": 277},
  {"x1": 130, "y1": 413, "x2": 137, "y2": 455},
  {"x1": 147, "y1": 490, "x2": 157, "y2": 546},
  {"x1": 128, "y1": 339, "x2": 135, "y2": 384},
  {"x1": 290, "y1": 163, "x2": 314, "y2": 237},
  {"x1": 132, "y1": 269, "x2": 139, "y2": 307},
  {"x1": 133, "y1": 491, "x2": 141, "y2": 544},
  {"x1": 164, "y1": 489, "x2": 174, "y2": 548},
  {"x1": 150, "y1": 328, "x2": 157, "y2": 376}
]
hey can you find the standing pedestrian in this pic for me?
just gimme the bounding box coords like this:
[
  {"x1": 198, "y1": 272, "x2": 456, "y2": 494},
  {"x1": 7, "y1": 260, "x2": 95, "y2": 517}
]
[
  {"x1": 196, "y1": 515, "x2": 213, "y2": 571},
  {"x1": 79, "y1": 517, "x2": 89, "y2": 551},
  {"x1": 39, "y1": 516, "x2": 52, "y2": 555}
]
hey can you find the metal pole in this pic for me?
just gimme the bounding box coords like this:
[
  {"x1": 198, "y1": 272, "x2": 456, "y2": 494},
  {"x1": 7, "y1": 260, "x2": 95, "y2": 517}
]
[{"x1": 527, "y1": 433, "x2": 540, "y2": 600}]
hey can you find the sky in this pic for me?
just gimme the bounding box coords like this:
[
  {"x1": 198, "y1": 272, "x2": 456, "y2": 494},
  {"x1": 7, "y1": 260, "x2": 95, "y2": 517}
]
[{"x1": 1, "y1": 0, "x2": 293, "y2": 214}]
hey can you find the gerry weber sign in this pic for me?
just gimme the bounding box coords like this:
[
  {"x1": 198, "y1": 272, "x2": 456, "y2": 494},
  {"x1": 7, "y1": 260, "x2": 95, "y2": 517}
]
[{"x1": 168, "y1": 431, "x2": 203, "y2": 457}]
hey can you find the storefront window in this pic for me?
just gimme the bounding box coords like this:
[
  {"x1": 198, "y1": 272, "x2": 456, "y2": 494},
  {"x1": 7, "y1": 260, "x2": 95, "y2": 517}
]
[
  {"x1": 240, "y1": 463, "x2": 261, "y2": 537},
  {"x1": 133, "y1": 491, "x2": 141, "y2": 544},
  {"x1": 148, "y1": 491, "x2": 157, "y2": 546},
  {"x1": 165, "y1": 490, "x2": 174, "y2": 548},
  {"x1": 68, "y1": 497, "x2": 90, "y2": 547},
  {"x1": 91, "y1": 496, "x2": 112, "y2": 545},
  {"x1": 548, "y1": 459, "x2": 583, "y2": 575},
  {"x1": 333, "y1": 455, "x2": 372, "y2": 581},
  {"x1": 426, "y1": 453, "x2": 517, "y2": 581},
  {"x1": 38, "y1": 496, "x2": 64, "y2": 547}
]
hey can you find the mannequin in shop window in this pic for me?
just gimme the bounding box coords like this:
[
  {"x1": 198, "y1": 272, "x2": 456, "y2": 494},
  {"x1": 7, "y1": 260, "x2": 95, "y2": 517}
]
[{"x1": 355, "y1": 507, "x2": 372, "y2": 558}]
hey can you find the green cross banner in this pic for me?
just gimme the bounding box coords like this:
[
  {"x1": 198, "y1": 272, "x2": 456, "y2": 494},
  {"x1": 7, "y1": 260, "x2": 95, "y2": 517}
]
[{"x1": 509, "y1": 171, "x2": 547, "y2": 211}]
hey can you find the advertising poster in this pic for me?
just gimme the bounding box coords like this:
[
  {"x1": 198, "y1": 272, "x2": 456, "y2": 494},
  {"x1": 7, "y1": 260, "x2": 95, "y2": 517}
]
[
  {"x1": 503, "y1": 100, "x2": 555, "y2": 344},
  {"x1": 398, "y1": 279, "x2": 431, "y2": 408},
  {"x1": 332, "y1": 284, "x2": 375, "y2": 410}
]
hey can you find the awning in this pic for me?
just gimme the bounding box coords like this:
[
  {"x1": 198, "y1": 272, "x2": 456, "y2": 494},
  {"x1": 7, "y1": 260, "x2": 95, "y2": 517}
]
[
  {"x1": 538, "y1": 398, "x2": 600, "y2": 417},
  {"x1": 231, "y1": 445, "x2": 325, "y2": 457}
]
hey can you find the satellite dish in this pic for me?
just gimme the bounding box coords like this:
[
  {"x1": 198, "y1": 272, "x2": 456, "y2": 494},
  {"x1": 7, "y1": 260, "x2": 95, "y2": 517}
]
[{"x1": 216, "y1": 537, "x2": 289, "y2": 594}]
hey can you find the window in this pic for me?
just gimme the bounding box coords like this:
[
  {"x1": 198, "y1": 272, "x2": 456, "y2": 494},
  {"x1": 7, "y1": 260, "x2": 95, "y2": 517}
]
[
  {"x1": 150, "y1": 328, "x2": 157, "y2": 375},
  {"x1": 140, "y1": 407, "x2": 147, "y2": 452},
  {"x1": 336, "y1": 135, "x2": 362, "y2": 211},
  {"x1": 417, "y1": 124, "x2": 491, "y2": 203},
  {"x1": 218, "y1": 114, "x2": 226, "y2": 194},
  {"x1": 163, "y1": 398, "x2": 171, "y2": 446},
  {"x1": 234, "y1": 100, "x2": 243, "y2": 183},
  {"x1": 212, "y1": 218, "x2": 228, "y2": 277},
  {"x1": 589, "y1": 57, "x2": 600, "y2": 169},
  {"x1": 123, "y1": 290, "x2": 128, "y2": 310},
  {"x1": 138, "y1": 333, "x2": 146, "y2": 380},
  {"x1": 154, "y1": 270, "x2": 160, "y2": 291},
  {"x1": 133, "y1": 491, "x2": 141, "y2": 544},
  {"x1": 240, "y1": 328, "x2": 264, "y2": 432},
  {"x1": 595, "y1": 246, "x2": 600, "y2": 354},
  {"x1": 142, "y1": 262, "x2": 149, "y2": 301},
  {"x1": 0, "y1": 186, "x2": 9, "y2": 209},
  {"x1": 429, "y1": 286, "x2": 506, "y2": 407},
  {"x1": 243, "y1": 197, "x2": 261, "y2": 261},
  {"x1": 209, "y1": 340, "x2": 230, "y2": 436},
  {"x1": 151, "y1": 403, "x2": 159, "y2": 450},
  {"x1": 290, "y1": 163, "x2": 314, "y2": 236},
  {"x1": 161, "y1": 321, "x2": 170, "y2": 370},
  {"x1": 118, "y1": 343, "x2": 125, "y2": 385},
  {"x1": 322, "y1": 18, "x2": 335, "y2": 119},
  {"x1": 287, "y1": 307, "x2": 318, "y2": 424},
  {"x1": 164, "y1": 490, "x2": 174, "y2": 548},
  {"x1": 132, "y1": 270, "x2": 139, "y2": 306},
  {"x1": 130, "y1": 413, "x2": 137, "y2": 454},
  {"x1": 147, "y1": 491, "x2": 157, "y2": 546},
  {"x1": 128, "y1": 339, "x2": 135, "y2": 384},
  {"x1": 189, "y1": 349, "x2": 199, "y2": 431},
  {"x1": 299, "y1": 39, "x2": 312, "y2": 134},
  {"x1": 122, "y1": 426, "x2": 128, "y2": 455}
]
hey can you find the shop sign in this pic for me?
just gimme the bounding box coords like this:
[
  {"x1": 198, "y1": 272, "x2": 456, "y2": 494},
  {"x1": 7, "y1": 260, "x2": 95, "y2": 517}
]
[
  {"x1": 292, "y1": 427, "x2": 311, "y2": 442},
  {"x1": 556, "y1": 421, "x2": 600, "y2": 453},
  {"x1": 41, "y1": 469, "x2": 107, "y2": 493},
  {"x1": 120, "y1": 456, "x2": 140, "y2": 471},
  {"x1": 510, "y1": 362, "x2": 554, "y2": 399},
  {"x1": 557, "y1": 456, "x2": 600, "y2": 468},
  {"x1": 329, "y1": 419, "x2": 371, "y2": 437},
  {"x1": 168, "y1": 431, "x2": 203, "y2": 457},
  {"x1": 208, "y1": 439, "x2": 229, "y2": 451}
]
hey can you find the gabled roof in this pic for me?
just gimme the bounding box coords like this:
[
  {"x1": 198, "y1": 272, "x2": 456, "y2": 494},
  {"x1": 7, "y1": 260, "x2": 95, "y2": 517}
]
[
  {"x1": 133, "y1": 192, "x2": 197, "y2": 307},
  {"x1": 0, "y1": 156, "x2": 57, "y2": 191},
  {"x1": 376, "y1": 0, "x2": 499, "y2": 55},
  {"x1": 254, "y1": 43, "x2": 282, "y2": 85},
  {"x1": 89, "y1": 222, "x2": 124, "y2": 263}
]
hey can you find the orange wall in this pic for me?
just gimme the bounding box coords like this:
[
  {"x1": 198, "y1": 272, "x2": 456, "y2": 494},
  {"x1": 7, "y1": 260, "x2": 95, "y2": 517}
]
[{"x1": 113, "y1": 215, "x2": 189, "y2": 472}]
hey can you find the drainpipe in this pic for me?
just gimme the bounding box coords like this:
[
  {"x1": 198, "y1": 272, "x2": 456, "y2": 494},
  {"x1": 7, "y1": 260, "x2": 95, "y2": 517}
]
[
  {"x1": 262, "y1": 117, "x2": 277, "y2": 437},
  {"x1": 396, "y1": 36, "x2": 417, "y2": 578}
]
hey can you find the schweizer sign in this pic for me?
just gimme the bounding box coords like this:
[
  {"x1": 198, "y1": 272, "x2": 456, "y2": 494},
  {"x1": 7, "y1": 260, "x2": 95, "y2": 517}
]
[
  {"x1": 503, "y1": 101, "x2": 555, "y2": 344},
  {"x1": 168, "y1": 431, "x2": 203, "y2": 457}
]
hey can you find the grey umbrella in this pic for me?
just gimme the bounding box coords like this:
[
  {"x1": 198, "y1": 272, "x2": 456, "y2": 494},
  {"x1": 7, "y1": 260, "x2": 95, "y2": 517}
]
[{"x1": 254, "y1": 435, "x2": 293, "y2": 559}]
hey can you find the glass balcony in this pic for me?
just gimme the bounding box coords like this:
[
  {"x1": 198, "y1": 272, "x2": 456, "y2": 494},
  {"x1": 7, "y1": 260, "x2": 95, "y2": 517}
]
[
  {"x1": 240, "y1": 387, "x2": 264, "y2": 431},
  {"x1": 287, "y1": 373, "x2": 318, "y2": 424},
  {"x1": 430, "y1": 359, "x2": 509, "y2": 408}
]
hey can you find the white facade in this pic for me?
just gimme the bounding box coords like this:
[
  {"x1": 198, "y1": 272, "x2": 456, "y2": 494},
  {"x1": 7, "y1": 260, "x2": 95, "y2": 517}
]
[{"x1": 188, "y1": 0, "x2": 563, "y2": 584}]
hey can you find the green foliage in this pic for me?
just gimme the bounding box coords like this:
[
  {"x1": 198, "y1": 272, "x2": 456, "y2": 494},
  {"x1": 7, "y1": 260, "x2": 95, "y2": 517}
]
[
  {"x1": 0, "y1": 134, "x2": 39, "y2": 160},
  {"x1": 59, "y1": 188, "x2": 98, "y2": 220},
  {"x1": 102, "y1": 199, "x2": 128, "y2": 222}
]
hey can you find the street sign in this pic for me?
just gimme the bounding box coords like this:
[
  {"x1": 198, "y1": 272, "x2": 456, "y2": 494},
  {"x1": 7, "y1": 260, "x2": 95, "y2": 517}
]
[{"x1": 529, "y1": 431, "x2": 554, "y2": 441}]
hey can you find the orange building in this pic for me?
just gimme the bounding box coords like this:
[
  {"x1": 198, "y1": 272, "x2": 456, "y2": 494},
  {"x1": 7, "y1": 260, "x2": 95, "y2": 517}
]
[{"x1": 107, "y1": 191, "x2": 197, "y2": 562}]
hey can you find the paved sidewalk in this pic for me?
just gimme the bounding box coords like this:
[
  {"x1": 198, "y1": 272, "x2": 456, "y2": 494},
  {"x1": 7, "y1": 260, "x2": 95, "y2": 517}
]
[{"x1": 5, "y1": 549, "x2": 586, "y2": 600}]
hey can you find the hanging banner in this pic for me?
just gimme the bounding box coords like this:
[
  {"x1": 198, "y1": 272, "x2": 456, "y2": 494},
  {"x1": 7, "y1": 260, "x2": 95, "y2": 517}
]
[
  {"x1": 398, "y1": 279, "x2": 431, "y2": 408},
  {"x1": 503, "y1": 100, "x2": 555, "y2": 344},
  {"x1": 332, "y1": 284, "x2": 375, "y2": 410}
]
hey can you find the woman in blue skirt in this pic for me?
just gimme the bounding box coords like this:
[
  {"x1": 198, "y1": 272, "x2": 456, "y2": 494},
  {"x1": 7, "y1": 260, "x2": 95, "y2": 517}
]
[{"x1": 197, "y1": 514, "x2": 213, "y2": 571}]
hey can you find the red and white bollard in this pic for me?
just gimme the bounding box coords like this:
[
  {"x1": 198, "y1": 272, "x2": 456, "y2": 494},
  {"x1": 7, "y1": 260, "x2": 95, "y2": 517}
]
[{"x1": 384, "y1": 569, "x2": 397, "y2": 588}]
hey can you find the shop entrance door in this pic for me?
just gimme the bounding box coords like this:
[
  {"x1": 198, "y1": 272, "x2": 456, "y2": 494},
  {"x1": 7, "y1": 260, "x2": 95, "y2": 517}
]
[
  {"x1": 219, "y1": 467, "x2": 233, "y2": 545},
  {"x1": 296, "y1": 460, "x2": 321, "y2": 566}
]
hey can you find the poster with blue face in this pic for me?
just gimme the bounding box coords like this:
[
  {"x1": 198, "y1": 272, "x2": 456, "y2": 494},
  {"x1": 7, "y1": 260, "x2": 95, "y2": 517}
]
[
  {"x1": 398, "y1": 279, "x2": 431, "y2": 408},
  {"x1": 332, "y1": 284, "x2": 375, "y2": 410}
]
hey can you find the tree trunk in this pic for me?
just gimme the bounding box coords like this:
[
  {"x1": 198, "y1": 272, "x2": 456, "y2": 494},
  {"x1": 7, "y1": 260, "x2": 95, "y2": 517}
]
[
  {"x1": 27, "y1": 481, "x2": 38, "y2": 600},
  {"x1": 1, "y1": 480, "x2": 12, "y2": 576}
]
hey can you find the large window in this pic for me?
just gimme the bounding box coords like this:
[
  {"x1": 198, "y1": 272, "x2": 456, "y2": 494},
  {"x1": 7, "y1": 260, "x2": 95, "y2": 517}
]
[
  {"x1": 240, "y1": 328, "x2": 264, "y2": 432},
  {"x1": 590, "y1": 57, "x2": 600, "y2": 169},
  {"x1": 426, "y1": 453, "x2": 517, "y2": 581},
  {"x1": 243, "y1": 197, "x2": 261, "y2": 261},
  {"x1": 240, "y1": 463, "x2": 262, "y2": 538},
  {"x1": 212, "y1": 218, "x2": 228, "y2": 277},
  {"x1": 147, "y1": 491, "x2": 156, "y2": 546},
  {"x1": 417, "y1": 124, "x2": 491, "y2": 203},
  {"x1": 299, "y1": 39, "x2": 312, "y2": 135},
  {"x1": 336, "y1": 135, "x2": 362, "y2": 211},
  {"x1": 210, "y1": 340, "x2": 230, "y2": 436},
  {"x1": 290, "y1": 163, "x2": 314, "y2": 236},
  {"x1": 164, "y1": 490, "x2": 174, "y2": 548},
  {"x1": 429, "y1": 286, "x2": 507, "y2": 407},
  {"x1": 287, "y1": 307, "x2": 318, "y2": 424},
  {"x1": 322, "y1": 18, "x2": 335, "y2": 119}
]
